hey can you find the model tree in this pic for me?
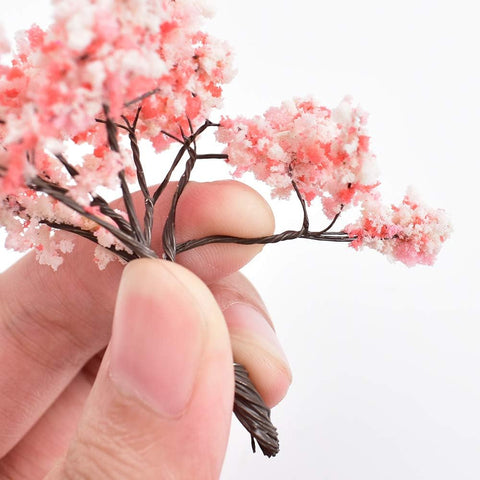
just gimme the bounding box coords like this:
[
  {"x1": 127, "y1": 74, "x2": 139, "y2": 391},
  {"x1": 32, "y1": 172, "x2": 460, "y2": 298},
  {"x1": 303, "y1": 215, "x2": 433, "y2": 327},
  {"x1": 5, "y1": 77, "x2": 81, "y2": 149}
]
[{"x1": 0, "y1": 0, "x2": 451, "y2": 457}]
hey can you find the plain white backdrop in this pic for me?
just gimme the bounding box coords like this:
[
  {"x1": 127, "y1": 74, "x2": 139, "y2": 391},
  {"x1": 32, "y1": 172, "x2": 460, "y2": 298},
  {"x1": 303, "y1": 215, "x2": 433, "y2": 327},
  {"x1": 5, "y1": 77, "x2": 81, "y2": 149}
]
[{"x1": 1, "y1": 1, "x2": 479, "y2": 478}]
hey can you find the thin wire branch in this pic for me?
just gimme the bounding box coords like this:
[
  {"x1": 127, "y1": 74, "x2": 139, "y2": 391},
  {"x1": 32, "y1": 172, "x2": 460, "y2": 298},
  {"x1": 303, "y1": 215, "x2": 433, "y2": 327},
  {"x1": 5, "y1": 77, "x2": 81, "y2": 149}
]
[
  {"x1": 185, "y1": 119, "x2": 197, "y2": 153},
  {"x1": 121, "y1": 109, "x2": 155, "y2": 246},
  {"x1": 118, "y1": 170, "x2": 145, "y2": 243},
  {"x1": 195, "y1": 153, "x2": 229, "y2": 160},
  {"x1": 291, "y1": 178, "x2": 309, "y2": 232},
  {"x1": 124, "y1": 87, "x2": 161, "y2": 108},
  {"x1": 95, "y1": 118, "x2": 131, "y2": 132},
  {"x1": 103, "y1": 106, "x2": 121, "y2": 154},
  {"x1": 103, "y1": 105, "x2": 145, "y2": 244},
  {"x1": 160, "y1": 130, "x2": 184, "y2": 144},
  {"x1": 317, "y1": 208, "x2": 343, "y2": 235},
  {"x1": 51, "y1": 153, "x2": 134, "y2": 235},
  {"x1": 55, "y1": 153, "x2": 79, "y2": 177},
  {"x1": 176, "y1": 229, "x2": 353, "y2": 254},
  {"x1": 176, "y1": 179, "x2": 352, "y2": 254},
  {"x1": 187, "y1": 117, "x2": 194, "y2": 136},
  {"x1": 132, "y1": 107, "x2": 141, "y2": 129},
  {"x1": 89, "y1": 195, "x2": 134, "y2": 235},
  {"x1": 39, "y1": 220, "x2": 136, "y2": 263},
  {"x1": 162, "y1": 134, "x2": 199, "y2": 261},
  {"x1": 151, "y1": 142, "x2": 188, "y2": 205},
  {"x1": 29, "y1": 176, "x2": 157, "y2": 259},
  {"x1": 152, "y1": 120, "x2": 217, "y2": 205}
]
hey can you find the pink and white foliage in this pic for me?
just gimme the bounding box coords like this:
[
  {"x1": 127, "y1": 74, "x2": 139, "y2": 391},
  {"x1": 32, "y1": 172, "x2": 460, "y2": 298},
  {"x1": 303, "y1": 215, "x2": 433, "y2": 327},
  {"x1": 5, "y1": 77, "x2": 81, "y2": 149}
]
[
  {"x1": 0, "y1": 0, "x2": 234, "y2": 269},
  {"x1": 217, "y1": 97, "x2": 379, "y2": 218},
  {"x1": 217, "y1": 98, "x2": 452, "y2": 266},
  {"x1": 0, "y1": 0, "x2": 234, "y2": 186},
  {"x1": 0, "y1": 0, "x2": 451, "y2": 270},
  {"x1": 345, "y1": 188, "x2": 452, "y2": 266}
]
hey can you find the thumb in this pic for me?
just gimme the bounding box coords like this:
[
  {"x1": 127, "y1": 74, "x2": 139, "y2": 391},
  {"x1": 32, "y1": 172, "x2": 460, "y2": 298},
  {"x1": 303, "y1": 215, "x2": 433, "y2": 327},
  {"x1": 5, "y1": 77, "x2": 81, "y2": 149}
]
[{"x1": 46, "y1": 259, "x2": 234, "y2": 480}]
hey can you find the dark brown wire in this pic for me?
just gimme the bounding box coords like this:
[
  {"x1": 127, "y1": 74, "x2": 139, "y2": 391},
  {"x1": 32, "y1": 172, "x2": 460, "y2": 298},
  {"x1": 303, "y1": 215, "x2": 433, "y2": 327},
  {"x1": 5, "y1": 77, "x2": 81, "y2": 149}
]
[
  {"x1": 28, "y1": 176, "x2": 158, "y2": 259},
  {"x1": 121, "y1": 109, "x2": 155, "y2": 247},
  {"x1": 158, "y1": 124, "x2": 281, "y2": 457},
  {"x1": 234, "y1": 364, "x2": 279, "y2": 457},
  {"x1": 103, "y1": 105, "x2": 145, "y2": 244}
]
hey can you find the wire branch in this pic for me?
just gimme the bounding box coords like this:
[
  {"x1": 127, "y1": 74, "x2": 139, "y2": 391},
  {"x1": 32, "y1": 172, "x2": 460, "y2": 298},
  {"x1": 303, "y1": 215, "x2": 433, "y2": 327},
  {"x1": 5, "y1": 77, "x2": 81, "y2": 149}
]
[
  {"x1": 118, "y1": 170, "x2": 146, "y2": 243},
  {"x1": 176, "y1": 183, "x2": 352, "y2": 255},
  {"x1": 54, "y1": 153, "x2": 79, "y2": 177},
  {"x1": 95, "y1": 118, "x2": 131, "y2": 132},
  {"x1": 161, "y1": 132, "x2": 199, "y2": 261},
  {"x1": 318, "y1": 208, "x2": 343, "y2": 235},
  {"x1": 103, "y1": 105, "x2": 145, "y2": 244},
  {"x1": 176, "y1": 229, "x2": 353, "y2": 254},
  {"x1": 152, "y1": 119, "x2": 219, "y2": 205},
  {"x1": 29, "y1": 175, "x2": 157, "y2": 259},
  {"x1": 160, "y1": 129, "x2": 184, "y2": 144},
  {"x1": 291, "y1": 178, "x2": 310, "y2": 232},
  {"x1": 39, "y1": 220, "x2": 136, "y2": 263},
  {"x1": 121, "y1": 109, "x2": 155, "y2": 246},
  {"x1": 124, "y1": 87, "x2": 161, "y2": 108},
  {"x1": 89, "y1": 195, "x2": 135, "y2": 236},
  {"x1": 51, "y1": 152, "x2": 134, "y2": 236},
  {"x1": 195, "y1": 153, "x2": 228, "y2": 160}
]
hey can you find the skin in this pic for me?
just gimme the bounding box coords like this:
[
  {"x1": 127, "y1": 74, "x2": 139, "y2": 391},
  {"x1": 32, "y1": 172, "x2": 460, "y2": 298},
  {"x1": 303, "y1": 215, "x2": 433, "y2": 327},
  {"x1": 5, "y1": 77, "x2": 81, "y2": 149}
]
[{"x1": 0, "y1": 180, "x2": 292, "y2": 479}]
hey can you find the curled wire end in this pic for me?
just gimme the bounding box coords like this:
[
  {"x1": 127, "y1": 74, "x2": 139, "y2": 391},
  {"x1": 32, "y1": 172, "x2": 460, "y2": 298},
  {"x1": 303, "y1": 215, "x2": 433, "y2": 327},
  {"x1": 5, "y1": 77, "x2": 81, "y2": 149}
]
[{"x1": 233, "y1": 363, "x2": 280, "y2": 457}]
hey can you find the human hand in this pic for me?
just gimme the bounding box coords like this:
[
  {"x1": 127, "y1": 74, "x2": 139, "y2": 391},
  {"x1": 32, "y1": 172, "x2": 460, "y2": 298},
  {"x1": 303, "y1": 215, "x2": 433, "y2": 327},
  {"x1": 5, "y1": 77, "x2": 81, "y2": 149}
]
[{"x1": 0, "y1": 181, "x2": 292, "y2": 479}]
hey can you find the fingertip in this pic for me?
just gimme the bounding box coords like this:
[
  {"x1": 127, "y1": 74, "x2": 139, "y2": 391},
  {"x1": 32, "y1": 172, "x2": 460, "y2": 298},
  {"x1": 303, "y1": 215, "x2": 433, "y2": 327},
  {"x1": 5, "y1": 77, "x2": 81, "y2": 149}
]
[
  {"x1": 232, "y1": 339, "x2": 292, "y2": 408},
  {"x1": 173, "y1": 180, "x2": 275, "y2": 282},
  {"x1": 224, "y1": 303, "x2": 292, "y2": 408},
  {"x1": 151, "y1": 179, "x2": 275, "y2": 243}
]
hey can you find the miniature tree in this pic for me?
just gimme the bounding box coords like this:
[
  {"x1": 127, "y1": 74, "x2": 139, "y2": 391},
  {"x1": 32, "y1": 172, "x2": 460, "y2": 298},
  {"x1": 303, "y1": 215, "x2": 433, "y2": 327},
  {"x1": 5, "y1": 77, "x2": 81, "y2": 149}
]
[{"x1": 0, "y1": 0, "x2": 451, "y2": 457}]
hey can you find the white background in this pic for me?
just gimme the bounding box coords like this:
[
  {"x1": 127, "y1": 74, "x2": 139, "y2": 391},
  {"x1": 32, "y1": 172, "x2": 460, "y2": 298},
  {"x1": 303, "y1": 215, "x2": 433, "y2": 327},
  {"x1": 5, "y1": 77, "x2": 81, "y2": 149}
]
[{"x1": 1, "y1": 1, "x2": 479, "y2": 479}]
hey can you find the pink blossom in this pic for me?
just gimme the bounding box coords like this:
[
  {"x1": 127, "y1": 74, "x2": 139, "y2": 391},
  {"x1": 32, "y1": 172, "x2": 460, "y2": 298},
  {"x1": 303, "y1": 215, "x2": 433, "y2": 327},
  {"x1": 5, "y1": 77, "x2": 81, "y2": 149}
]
[
  {"x1": 0, "y1": 0, "x2": 235, "y2": 268},
  {"x1": 0, "y1": 0, "x2": 234, "y2": 187},
  {"x1": 345, "y1": 188, "x2": 452, "y2": 266},
  {"x1": 0, "y1": 1, "x2": 451, "y2": 271},
  {"x1": 217, "y1": 97, "x2": 379, "y2": 218}
]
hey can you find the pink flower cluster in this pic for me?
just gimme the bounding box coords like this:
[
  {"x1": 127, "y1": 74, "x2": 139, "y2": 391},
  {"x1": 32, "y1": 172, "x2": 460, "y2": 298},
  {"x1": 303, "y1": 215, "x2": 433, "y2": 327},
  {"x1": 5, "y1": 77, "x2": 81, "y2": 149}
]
[
  {"x1": 217, "y1": 98, "x2": 451, "y2": 266},
  {"x1": 0, "y1": 0, "x2": 451, "y2": 270},
  {"x1": 0, "y1": 0, "x2": 234, "y2": 190},
  {"x1": 216, "y1": 97, "x2": 379, "y2": 218},
  {"x1": 0, "y1": 0, "x2": 234, "y2": 269},
  {"x1": 345, "y1": 188, "x2": 452, "y2": 266}
]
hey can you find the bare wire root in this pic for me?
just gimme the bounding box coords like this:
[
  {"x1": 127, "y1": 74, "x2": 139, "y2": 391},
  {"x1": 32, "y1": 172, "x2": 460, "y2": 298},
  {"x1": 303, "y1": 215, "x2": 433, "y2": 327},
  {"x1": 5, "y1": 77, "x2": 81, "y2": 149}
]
[{"x1": 233, "y1": 363, "x2": 279, "y2": 457}]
